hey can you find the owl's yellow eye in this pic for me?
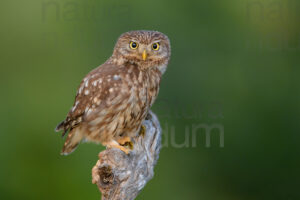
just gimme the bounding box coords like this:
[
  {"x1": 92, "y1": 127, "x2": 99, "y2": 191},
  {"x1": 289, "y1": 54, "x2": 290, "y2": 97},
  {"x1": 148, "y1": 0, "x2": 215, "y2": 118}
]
[
  {"x1": 152, "y1": 42, "x2": 160, "y2": 50},
  {"x1": 129, "y1": 41, "x2": 138, "y2": 49}
]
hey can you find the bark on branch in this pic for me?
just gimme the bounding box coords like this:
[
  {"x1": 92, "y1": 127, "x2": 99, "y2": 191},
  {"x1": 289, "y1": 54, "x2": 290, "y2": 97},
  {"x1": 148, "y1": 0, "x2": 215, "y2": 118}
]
[{"x1": 92, "y1": 111, "x2": 162, "y2": 200}]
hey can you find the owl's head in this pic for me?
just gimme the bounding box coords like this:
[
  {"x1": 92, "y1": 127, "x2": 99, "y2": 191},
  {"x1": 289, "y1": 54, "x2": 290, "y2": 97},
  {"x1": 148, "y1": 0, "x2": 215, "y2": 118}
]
[{"x1": 112, "y1": 30, "x2": 171, "y2": 71}]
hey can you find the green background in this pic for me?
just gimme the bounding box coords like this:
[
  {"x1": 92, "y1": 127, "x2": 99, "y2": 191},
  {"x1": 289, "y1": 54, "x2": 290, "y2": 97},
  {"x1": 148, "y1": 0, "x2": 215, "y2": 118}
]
[{"x1": 1, "y1": 0, "x2": 299, "y2": 199}]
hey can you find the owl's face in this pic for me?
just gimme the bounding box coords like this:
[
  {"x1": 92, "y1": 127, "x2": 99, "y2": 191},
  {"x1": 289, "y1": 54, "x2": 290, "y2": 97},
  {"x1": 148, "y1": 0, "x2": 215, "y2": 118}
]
[{"x1": 113, "y1": 30, "x2": 171, "y2": 69}]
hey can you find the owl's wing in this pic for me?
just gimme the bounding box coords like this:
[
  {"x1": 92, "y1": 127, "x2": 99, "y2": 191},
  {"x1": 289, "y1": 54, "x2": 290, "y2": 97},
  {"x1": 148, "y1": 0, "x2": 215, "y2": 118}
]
[{"x1": 55, "y1": 63, "x2": 129, "y2": 136}]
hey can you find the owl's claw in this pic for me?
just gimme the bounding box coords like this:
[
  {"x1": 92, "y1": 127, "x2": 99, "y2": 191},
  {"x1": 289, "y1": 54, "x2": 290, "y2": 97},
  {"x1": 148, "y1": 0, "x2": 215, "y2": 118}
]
[
  {"x1": 117, "y1": 145, "x2": 130, "y2": 154},
  {"x1": 139, "y1": 125, "x2": 146, "y2": 137},
  {"x1": 117, "y1": 136, "x2": 134, "y2": 150},
  {"x1": 117, "y1": 136, "x2": 131, "y2": 145},
  {"x1": 123, "y1": 141, "x2": 134, "y2": 150},
  {"x1": 107, "y1": 140, "x2": 130, "y2": 154}
]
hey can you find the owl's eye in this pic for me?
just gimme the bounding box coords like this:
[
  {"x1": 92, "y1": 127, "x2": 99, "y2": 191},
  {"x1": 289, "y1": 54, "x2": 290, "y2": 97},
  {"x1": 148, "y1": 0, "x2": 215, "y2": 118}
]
[
  {"x1": 152, "y1": 43, "x2": 160, "y2": 51},
  {"x1": 129, "y1": 41, "x2": 138, "y2": 49}
]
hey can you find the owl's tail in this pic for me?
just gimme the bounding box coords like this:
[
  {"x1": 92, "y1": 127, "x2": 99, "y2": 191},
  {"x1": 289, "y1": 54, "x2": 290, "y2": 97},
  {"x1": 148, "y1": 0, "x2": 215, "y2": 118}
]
[{"x1": 61, "y1": 127, "x2": 83, "y2": 155}]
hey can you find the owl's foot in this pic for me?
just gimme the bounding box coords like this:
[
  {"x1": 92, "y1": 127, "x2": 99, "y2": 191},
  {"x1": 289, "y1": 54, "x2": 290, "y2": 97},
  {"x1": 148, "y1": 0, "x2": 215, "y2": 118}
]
[
  {"x1": 117, "y1": 136, "x2": 134, "y2": 150},
  {"x1": 117, "y1": 136, "x2": 131, "y2": 145},
  {"x1": 107, "y1": 140, "x2": 130, "y2": 154},
  {"x1": 139, "y1": 125, "x2": 146, "y2": 137}
]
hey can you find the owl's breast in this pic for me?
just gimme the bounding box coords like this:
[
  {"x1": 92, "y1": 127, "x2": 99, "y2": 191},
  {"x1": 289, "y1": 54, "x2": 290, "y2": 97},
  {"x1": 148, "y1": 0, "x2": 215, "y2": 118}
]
[{"x1": 135, "y1": 69, "x2": 161, "y2": 110}]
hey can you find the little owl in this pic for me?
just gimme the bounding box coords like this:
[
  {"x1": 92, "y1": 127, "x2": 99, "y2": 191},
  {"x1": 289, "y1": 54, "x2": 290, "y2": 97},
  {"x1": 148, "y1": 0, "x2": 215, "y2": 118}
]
[{"x1": 55, "y1": 30, "x2": 171, "y2": 155}]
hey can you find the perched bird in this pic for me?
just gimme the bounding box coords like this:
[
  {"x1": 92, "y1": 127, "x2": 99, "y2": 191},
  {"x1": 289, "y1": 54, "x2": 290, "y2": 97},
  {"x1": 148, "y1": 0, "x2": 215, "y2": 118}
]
[{"x1": 55, "y1": 30, "x2": 171, "y2": 155}]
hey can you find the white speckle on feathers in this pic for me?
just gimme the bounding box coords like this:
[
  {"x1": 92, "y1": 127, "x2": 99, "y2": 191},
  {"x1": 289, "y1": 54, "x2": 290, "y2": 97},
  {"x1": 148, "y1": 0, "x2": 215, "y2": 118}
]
[
  {"x1": 72, "y1": 101, "x2": 79, "y2": 112},
  {"x1": 113, "y1": 74, "x2": 120, "y2": 80}
]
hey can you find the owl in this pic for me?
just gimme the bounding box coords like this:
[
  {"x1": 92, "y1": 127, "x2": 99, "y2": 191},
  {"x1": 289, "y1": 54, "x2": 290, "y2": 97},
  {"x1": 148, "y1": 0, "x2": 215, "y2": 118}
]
[{"x1": 55, "y1": 30, "x2": 171, "y2": 155}]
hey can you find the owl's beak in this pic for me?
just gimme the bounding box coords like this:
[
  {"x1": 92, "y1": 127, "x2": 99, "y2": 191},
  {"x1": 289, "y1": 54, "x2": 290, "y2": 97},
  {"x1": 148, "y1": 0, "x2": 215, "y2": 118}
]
[{"x1": 142, "y1": 50, "x2": 147, "y2": 61}]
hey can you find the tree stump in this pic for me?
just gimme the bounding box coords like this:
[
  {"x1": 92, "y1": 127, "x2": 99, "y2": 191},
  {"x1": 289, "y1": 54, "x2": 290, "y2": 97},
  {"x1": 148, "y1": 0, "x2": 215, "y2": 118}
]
[{"x1": 92, "y1": 111, "x2": 162, "y2": 200}]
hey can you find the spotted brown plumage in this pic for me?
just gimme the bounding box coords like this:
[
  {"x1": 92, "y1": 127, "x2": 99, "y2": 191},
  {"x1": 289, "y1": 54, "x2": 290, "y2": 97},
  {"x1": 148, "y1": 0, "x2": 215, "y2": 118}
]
[{"x1": 55, "y1": 30, "x2": 171, "y2": 155}]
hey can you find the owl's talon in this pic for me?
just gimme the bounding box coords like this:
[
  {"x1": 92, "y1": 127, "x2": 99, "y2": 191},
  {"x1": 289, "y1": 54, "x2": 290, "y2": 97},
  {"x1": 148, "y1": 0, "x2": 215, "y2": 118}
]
[
  {"x1": 123, "y1": 141, "x2": 134, "y2": 150},
  {"x1": 107, "y1": 140, "x2": 130, "y2": 154},
  {"x1": 120, "y1": 146, "x2": 130, "y2": 154},
  {"x1": 107, "y1": 144, "x2": 130, "y2": 155},
  {"x1": 117, "y1": 136, "x2": 131, "y2": 145},
  {"x1": 118, "y1": 146, "x2": 130, "y2": 154},
  {"x1": 117, "y1": 136, "x2": 134, "y2": 150},
  {"x1": 139, "y1": 125, "x2": 146, "y2": 137}
]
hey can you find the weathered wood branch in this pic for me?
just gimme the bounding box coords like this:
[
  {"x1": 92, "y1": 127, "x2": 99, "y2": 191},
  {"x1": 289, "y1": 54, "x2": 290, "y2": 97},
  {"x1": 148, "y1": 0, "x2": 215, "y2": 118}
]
[{"x1": 92, "y1": 111, "x2": 162, "y2": 200}]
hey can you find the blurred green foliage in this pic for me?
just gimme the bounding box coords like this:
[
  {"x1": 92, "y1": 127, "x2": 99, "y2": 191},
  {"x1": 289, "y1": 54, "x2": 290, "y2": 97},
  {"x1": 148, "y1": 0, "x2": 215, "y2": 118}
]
[{"x1": 0, "y1": 0, "x2": 299, "y2": 199}]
